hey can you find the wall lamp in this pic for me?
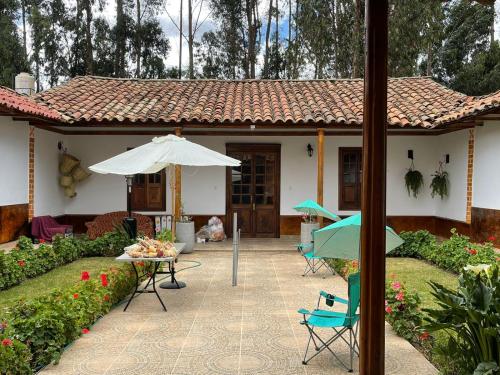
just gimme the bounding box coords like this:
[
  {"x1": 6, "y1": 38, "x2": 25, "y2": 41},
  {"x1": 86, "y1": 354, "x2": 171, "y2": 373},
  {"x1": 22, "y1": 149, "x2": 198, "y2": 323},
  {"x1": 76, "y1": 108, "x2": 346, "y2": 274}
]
[
  {"x1": 407, "y1": 149, "x2": 414, "y2": 160},
  {"x1": 307, "y1": 144, "x2": 314, "y2": 157}
]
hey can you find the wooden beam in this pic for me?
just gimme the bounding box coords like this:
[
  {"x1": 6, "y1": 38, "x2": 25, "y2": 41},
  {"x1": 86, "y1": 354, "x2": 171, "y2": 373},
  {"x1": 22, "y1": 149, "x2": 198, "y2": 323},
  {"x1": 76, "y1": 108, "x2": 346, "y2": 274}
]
[
  {"x1": 317, "y1": 128, "x2": 325, "y2": 227},
  {"x1": 174, "y1": 127, "x2": 182, "y2": 223},
  {"x1": 360, "y1": 0, "x2": 388, "y2": 374}
]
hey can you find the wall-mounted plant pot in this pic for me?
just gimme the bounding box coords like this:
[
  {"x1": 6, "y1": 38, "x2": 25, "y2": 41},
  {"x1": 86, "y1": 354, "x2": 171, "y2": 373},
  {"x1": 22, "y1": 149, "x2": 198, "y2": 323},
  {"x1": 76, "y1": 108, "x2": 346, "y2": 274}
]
[
  {"x1": 176, "y1": 221, "x2": 195, "y2": 253},
  {"x1": 301, "y1": 222, "x2": 319, "y2": 244}
]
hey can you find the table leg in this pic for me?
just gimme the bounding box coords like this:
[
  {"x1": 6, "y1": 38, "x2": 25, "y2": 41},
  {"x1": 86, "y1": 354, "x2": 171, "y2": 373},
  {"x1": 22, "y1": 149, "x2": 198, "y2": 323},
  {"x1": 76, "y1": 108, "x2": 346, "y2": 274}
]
[
  {"x1": 123, "y1": 262, "x2": 139, "y2": 312},
  {"x1": 152, "y1": 262, "x2": 167, "y2": 311},
  {"x1": 160, "y1": 260, "x2": 186, "y2": 289}
]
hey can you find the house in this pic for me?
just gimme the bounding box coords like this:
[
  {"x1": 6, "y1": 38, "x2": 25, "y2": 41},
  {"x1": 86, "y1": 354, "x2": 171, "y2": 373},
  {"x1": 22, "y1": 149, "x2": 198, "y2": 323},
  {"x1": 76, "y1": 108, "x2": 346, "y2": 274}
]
[{"x1": 0, "y1": 74, "x2": 499, "y2": 244}]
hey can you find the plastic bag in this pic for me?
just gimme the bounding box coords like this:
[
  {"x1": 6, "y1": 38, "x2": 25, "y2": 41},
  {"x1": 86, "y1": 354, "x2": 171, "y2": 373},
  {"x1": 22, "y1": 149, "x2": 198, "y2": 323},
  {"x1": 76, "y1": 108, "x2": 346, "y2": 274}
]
[{"x1": 208, "y1": 216, "x2": 225, "y2": 241}]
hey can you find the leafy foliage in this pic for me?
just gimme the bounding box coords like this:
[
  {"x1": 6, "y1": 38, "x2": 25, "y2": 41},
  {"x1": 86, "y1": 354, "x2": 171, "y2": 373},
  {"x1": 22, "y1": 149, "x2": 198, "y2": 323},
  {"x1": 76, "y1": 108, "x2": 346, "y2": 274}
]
[
  {"x1": 405, "y1": 168, "x2": 424, "y2": 198},
  {"x1": 0, "y1": 333, "x2": 32, "y2": 375},
  {"x1": 389, "y1": 230, "x2": 436, "y2": 258},
  {"x1": 424, "y1": 264, "x2": 500, "y2": 374},
  {"x1": 430, "y1": 169, "x2": 449, "y2": 199},
  {"x1": 156, "y1": 228, "x2": 174, "y2": 243},
  {"x1": 0, "y1": 229, "x2": 132, "y2": 291},
  {"x1": 0, "y1": 262, "x2": 148, "y2": 371}
]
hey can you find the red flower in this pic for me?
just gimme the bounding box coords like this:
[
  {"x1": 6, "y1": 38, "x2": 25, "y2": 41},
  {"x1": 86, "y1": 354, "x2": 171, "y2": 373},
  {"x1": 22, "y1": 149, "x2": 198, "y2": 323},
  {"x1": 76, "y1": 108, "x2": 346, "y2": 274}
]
[
  {"x1": 395, "y1": 292, "x2": 404, "y2": 301},
  {"x1": 39, "y1": 239, "x2": 46, "y2": 244},
  {"x1": 73, "y1": 293, "x2": 79, "y2": 299},
  {"x1": 136, "y1": 261, "x2": 145, "y2": 267},
  {"x1": 1, "y1": 338, "x2": 13, "y2": 347},
  {"x1": 100, "y1": 274, "x2": 108, "y2": 287},
  {"x1": 419, "y1": 331, "x2": 430, "y2": 341},
  {"x1": 82, "y1": 328, "x2": 90, "y2": 334},
  {"x1": 385, "y1": 306, "x2": 392, "y2": 314},
  {"x1": 103, "y1": 294, "x2": 110, "y2": 302},
  {"x1": 17, "y1": 260, "x2": 25, "y2": 267},
  {"x1": 81, "y1": 271, "x2": 90, "y2": 281},
  {"x1": 487, "y1": 236, "x2": 496, "y2": 242},
  {"x1": 467, "y1": 248, "x2": 477, "y2": 255}
]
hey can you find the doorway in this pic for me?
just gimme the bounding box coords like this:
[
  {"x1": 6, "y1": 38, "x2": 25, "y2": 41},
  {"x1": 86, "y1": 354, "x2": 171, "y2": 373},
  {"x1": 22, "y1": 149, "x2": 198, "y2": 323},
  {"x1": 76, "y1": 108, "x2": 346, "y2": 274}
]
[{"x1": 226, "y1": 144, "x2": 281, "y2": 238}]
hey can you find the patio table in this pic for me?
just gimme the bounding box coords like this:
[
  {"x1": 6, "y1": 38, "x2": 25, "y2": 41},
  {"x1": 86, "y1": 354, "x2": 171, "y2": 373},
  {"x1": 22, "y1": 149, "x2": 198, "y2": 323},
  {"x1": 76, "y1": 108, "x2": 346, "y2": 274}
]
[{"x1": 115, "y1": 242, "x2": 185, "y2": 312}]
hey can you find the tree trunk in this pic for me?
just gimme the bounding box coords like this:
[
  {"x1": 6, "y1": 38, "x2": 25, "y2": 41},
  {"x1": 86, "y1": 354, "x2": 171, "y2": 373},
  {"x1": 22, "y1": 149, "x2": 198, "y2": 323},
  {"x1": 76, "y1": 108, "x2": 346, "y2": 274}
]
[
  {"x1": 426, "y1": 42, "x2": 432, "y2": 76},
  {"x1": 246, "y1": 0, "x2": 256, "y2": 78},
  {"x1": 115, "y1": 0, "x2": 126, "y2": 77},
  {"x1": 135, "y1": 0, "x2": 141, "y2": 77},
  {"x1": 491, "y1": 4, "x2": 495, "y2": 45},
  {"x1": 188, "y1": 0, "x2": 194, "y2": 78},
  {"x1": 22, "y1": 0, "x2": 27, "y2": 65},
  {"x1": 179, "y1": 0, "x2": 183, "y2": 79},
  {"x1": 352, "y1": 0, "x2": 362, "y2": 78},
  {"x1": 85, "y1": 0, "x2": 93, "y2": 74},
  {"x1": 274, "y1": 0, "x2": 279, "y2": 78},
  {"x1": 263, "y1": 0, "x2": 273, "y2": 78}
]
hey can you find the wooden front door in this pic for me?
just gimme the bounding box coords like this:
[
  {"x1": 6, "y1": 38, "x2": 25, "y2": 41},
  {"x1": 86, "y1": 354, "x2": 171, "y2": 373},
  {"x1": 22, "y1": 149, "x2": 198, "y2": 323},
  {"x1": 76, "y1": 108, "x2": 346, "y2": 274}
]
[{"x1": 226, "y1": 144, "x2": 280, "y2": 238}]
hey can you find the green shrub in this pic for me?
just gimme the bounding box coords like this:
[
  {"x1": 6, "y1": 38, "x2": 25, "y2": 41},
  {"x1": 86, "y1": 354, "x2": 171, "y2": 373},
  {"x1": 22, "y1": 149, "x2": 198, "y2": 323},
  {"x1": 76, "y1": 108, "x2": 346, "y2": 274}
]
[
  {"x1": 0, "y1": 262, "x2": 146, "y2": 371},
  {"x1": 0, "y1": 333, "x2": 32, "y2": 375},
  {"x1": 156, "y1": 228, "x2": 174, "y2": 243},
  {"x1": 389, "y1": 230, "x2": 437, "y2": 258},
  {"x1": 423, "y1": 229, "x2": 497, "y2": 273},
  {"x1": 0, "y1": 230, "x2": 133, "y2": 292},
  {"x1": 424, "y1": 264, "x2": 500, "y2": 375}
]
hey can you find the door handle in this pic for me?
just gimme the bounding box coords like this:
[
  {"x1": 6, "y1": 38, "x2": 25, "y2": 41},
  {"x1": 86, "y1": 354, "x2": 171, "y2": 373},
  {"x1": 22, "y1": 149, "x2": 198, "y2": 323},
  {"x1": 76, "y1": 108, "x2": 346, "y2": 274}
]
[{"x1": 252, "y1": 203, "x2": 256, "y2": 211}]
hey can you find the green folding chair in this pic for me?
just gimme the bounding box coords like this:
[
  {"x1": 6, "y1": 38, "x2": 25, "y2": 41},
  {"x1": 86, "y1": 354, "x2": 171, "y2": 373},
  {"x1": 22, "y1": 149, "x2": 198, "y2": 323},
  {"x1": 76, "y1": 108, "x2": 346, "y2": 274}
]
[
  {"x1": 298, "y1": 272, "x2": 360, "y2": 372},
  {"x1": 297, "y1": 229, "x2": 335, "y2": 277}
]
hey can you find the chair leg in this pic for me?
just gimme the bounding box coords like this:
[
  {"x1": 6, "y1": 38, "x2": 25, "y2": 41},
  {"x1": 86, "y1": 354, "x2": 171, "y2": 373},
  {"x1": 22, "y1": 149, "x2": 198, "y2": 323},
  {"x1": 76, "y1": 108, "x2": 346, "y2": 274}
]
[{"x1": 349, "y1": 328, "x2": 353, "y2": 372}]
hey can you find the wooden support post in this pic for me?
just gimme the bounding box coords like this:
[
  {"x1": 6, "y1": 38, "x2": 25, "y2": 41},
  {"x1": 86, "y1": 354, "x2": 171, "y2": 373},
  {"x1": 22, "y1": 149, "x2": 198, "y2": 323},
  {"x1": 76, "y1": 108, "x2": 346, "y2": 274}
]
[
  {"x1": 174, "y1": 127, "x2": 182, "y2": 223},
  {"x1": 360, "y1": 1, "x2": 388, "y2": 374},
  {"x1": 317, "y1": 128, "x2": 324, "y2": 226}
]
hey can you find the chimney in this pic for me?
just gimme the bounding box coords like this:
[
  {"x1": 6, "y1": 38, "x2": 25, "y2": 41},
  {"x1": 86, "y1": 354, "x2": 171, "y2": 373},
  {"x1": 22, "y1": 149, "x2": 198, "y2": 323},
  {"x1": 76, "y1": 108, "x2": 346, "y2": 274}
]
[{"x1": 15, "y1": 72, "x2": 36, "y2": 95}]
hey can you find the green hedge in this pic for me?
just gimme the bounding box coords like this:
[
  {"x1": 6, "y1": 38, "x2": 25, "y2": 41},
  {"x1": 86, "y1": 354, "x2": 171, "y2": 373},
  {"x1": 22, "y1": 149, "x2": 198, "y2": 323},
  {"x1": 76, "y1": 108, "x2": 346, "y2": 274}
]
[
  {"x1": 0, "y1": 262, "x2": 148, "y2": 374},
  {"x1": 0, "y1": 231, "x2": 132, "y2": 291},
  {"x1": 388, "y1": 229, "x2": 497, "y2": 273}
]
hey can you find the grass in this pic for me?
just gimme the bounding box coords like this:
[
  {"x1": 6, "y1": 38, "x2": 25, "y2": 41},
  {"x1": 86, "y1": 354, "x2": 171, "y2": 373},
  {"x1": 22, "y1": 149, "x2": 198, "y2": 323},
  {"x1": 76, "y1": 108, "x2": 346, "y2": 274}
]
[
  {"x1": 386, "y1": 257, "x2": 458, "y2": 311},
  {"x1": 0, "y1": 257, "x2": 123, "y2": 308}
]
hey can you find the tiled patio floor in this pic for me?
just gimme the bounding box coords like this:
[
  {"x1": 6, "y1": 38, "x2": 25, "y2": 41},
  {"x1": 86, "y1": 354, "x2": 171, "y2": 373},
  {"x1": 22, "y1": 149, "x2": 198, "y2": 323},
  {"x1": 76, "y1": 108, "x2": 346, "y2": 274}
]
[{"x1": 41, "y1": 252, "x2": 437, "y2": 375}]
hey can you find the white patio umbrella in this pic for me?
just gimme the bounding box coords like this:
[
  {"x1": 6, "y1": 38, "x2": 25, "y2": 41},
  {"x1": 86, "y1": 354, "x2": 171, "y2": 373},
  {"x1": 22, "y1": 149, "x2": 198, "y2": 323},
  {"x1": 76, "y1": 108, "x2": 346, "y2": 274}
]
[
  {"x1": 89, "y1": 134, "x2": 240, "y2": 237},
  {"x1": 89, "y1": 134, "x2": 241, "y2": 175}
]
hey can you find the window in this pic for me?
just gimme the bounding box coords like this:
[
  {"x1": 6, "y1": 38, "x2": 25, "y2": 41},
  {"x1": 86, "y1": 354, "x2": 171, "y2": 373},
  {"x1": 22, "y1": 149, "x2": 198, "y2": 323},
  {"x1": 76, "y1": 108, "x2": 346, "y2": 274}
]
[
  {"x1": 128, "y1": 147, "x2": 166, "y2": 211},
  {"x1": 339, "y1": 148, "x2": 362, "y2": 210},
  {"x1": 130, "y1": 171, "x2": 166, "y2": 211}
]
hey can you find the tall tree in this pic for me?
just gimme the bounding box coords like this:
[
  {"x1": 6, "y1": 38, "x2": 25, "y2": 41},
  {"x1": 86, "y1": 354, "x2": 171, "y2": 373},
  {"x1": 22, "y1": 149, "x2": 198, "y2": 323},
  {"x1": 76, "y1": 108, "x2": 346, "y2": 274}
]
[
  {"x1": 114, "y1": 0, "x2": 128, "y2": 77},
  {"x1": 0, "y1": 0, "x2": 27, "y2": 87}
]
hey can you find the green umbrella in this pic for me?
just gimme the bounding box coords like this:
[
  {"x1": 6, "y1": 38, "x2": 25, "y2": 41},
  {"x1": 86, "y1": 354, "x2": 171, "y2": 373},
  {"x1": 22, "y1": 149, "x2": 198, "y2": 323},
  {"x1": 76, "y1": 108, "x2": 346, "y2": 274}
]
[
  {"x1": 293, "y1": 200, "x2": 340, "y2": 222},
  {"x1": 313, "y1": 214, "x2": 404, "y2": 260}
]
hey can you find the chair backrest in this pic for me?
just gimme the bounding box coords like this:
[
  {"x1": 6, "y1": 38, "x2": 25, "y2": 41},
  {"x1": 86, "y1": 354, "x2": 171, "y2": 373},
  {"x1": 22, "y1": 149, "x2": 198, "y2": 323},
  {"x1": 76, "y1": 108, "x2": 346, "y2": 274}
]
[{"x1": 346, "y1": 272, "x2": 360, "y2": 320}]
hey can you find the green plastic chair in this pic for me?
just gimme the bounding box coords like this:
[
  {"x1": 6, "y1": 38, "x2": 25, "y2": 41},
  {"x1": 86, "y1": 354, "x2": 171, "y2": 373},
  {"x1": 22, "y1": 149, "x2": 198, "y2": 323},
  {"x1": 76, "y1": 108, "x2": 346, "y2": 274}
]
[
  {"x1": 297, "y1": 229, "x2": 335, "y2": 277},
  {"x1": 298, "y1": 272, "x2": 360, "y2": 372}
]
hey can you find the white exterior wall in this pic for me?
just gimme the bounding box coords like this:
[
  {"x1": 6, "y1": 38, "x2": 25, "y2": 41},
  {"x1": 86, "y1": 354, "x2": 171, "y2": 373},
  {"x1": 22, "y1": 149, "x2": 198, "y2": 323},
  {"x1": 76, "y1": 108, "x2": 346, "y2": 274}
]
[
  {"x1": 434, "y1": 130, "x2": 469, "y2": 221},
  {"x1": 63, "y1": 133, "x2": 471, "y2": 220},
  {"x1": 33, "y1": 129, "x2": 67, "y2": 216},
  {"x1": 0, "y1": 118, "x2": 29, "y2": 205},
  {"x1": 473, "y1": 121, "x2": 500, "y2": 209}
]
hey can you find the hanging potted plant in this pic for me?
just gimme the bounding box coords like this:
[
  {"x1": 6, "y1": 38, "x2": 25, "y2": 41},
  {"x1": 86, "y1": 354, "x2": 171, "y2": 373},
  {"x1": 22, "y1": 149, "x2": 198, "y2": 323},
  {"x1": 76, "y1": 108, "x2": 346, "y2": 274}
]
[
  {"x1": 404, "y1": 161, "x2": 424, "y2": 198},
  {"x1": 430, "y1": 162, "x2": 449, "y2": 199}
]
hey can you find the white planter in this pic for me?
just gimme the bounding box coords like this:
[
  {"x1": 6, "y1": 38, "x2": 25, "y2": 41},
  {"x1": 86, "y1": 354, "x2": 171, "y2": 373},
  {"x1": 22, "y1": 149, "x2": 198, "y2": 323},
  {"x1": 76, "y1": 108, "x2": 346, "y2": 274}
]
[
  {"x1": 301, "y1": 222, "x2": 320, "y2": 244},
  {"x1": 175, "y1": 221, "x2": 195, "y2": 253}
]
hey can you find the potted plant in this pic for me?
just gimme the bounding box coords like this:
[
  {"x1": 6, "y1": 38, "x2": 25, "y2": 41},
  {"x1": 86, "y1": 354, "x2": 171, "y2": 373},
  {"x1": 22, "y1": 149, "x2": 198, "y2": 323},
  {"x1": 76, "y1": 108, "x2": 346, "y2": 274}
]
[
  {"x1": 300, "y1": 213, "x2": 319, "y2": 244},
  {"x1": 404, "y1": 163, "x2": 423, "y2": 198},
  {"x1": 175, "y1": 204, "x2": 194, "y2": 253},
  {"x1": 430, "y1": 163, "x2": 449, "y2": 199}
]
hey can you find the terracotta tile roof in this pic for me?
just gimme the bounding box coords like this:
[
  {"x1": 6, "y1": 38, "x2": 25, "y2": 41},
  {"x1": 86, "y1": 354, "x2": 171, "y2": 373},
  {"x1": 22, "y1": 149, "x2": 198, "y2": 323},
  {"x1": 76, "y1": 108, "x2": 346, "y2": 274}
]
[
  {"x1": 31, "y1": 76, "x2": 499, "y2": 128},
  {"x1": 0, "y1": 85, "x2": 61, "y2": 121},
  {"x1": 437, "y1": 90, "x2": 500, "y2": 125}
]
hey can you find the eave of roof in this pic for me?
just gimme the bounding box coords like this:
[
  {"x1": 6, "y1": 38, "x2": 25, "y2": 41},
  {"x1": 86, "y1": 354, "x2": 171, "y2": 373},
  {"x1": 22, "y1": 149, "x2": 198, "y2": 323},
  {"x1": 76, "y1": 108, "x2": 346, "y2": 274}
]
[{"x1": 0, "y1": 86, "x2": 61, "y2": 121}]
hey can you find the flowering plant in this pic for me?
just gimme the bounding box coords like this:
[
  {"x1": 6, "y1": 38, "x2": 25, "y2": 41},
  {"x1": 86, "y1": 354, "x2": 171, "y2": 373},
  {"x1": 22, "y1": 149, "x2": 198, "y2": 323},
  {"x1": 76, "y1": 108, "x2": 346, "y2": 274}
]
[
  {"x1": 300, "y1": 213, "x2": 316, "y2": 223},
  {"x1": 385, "y1": 277, "x2": 427, "y2": 345}
]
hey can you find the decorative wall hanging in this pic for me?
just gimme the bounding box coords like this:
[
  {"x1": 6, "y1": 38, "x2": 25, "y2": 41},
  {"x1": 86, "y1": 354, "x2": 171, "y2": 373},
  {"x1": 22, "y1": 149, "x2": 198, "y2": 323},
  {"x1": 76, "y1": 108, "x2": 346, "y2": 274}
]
[{"x1": 58, "y1": 151, "x2": 91, "y2": 198}]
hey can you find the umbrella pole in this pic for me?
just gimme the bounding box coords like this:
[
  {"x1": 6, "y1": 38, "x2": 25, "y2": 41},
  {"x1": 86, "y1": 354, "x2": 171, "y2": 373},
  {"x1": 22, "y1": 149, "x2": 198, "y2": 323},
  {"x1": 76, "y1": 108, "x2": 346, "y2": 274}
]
[{"x1": 170, "y1": 165, "x2": 176, "y2": 239}]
